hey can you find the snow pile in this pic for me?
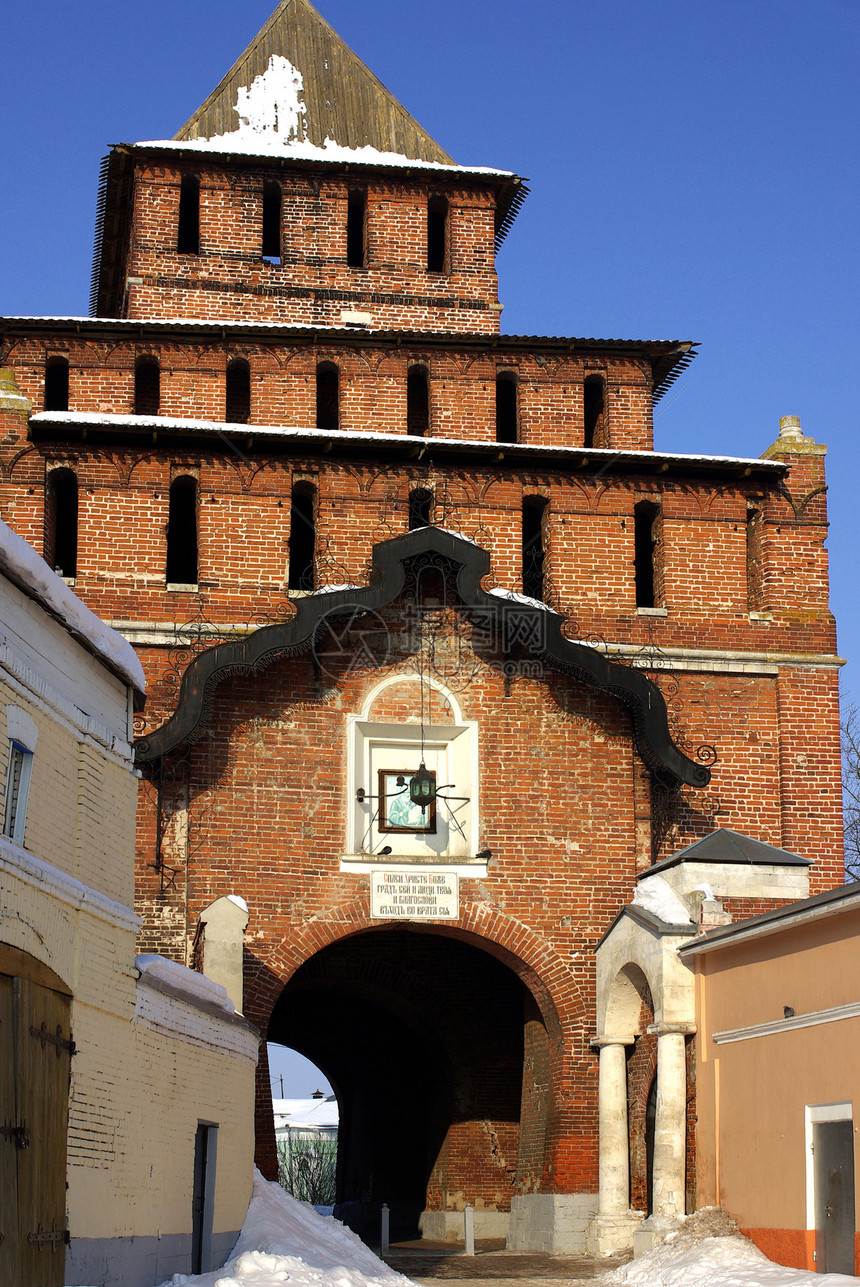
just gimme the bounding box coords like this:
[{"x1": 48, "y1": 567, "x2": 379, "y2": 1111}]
[
  {"x1": 606, "y1": 1208, "x2": 859, "y2": 1287},
  {"x1": 632, "y1": 874, "x2": 693, "y2": 926},
  {"x1": 0, "y1": 517, "x2": 145, "y2": 693},
  {"x1": 155, "y1": 1168, "x2": 412, "y2": 1287}
]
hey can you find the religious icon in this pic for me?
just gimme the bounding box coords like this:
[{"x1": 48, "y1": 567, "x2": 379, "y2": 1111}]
[{"x1": 378, "y1": 768, "x2": 437, "y2": 833}]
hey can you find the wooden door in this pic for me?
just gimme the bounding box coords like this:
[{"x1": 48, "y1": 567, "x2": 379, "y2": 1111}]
[
  {"x1": 0, "y1": 968, "x2": 71, "y2": 1287},
  {"x1": 0, "y1": 973, "x2": 18, "y2": 1285}
]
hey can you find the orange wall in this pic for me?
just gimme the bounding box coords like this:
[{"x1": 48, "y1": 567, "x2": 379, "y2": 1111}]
[{"x1": 694, "y1": 908, "x2": 860, "y2": 1270}]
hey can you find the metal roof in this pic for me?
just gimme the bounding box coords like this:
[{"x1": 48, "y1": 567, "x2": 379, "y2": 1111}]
[
  {"x1": 175, "y1": 0, "x2": 454, "y2": 164},
  {"x1": 28, "y1": 411, "x2": 785, "y2": 480},
  {"x1": 641, "y1": 828, "x2": 811, "y2": 877},
  {"x1": 2, "y1": 314, "x2": 696, "y2": 405}
]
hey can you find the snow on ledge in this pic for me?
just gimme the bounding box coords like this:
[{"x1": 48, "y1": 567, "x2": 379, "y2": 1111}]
[
  {"x1": 487, "y1": 587, "x2": 557, "y2": 612},
  {"x1": 29, "y1": 412, "x2": 784, "y2": 471},
  {"x1": 134, "y1": 135, "x2": 513, "y2": 178},
  {"x1": 136, "y1": 954, "x2": 236, "y2": 1013},
  {"x1": 632, "y1": 874, "x2": 694, "y2": 926},
  {"x1": 0, "y1": 518, "x2": 145, "y2": 693}
]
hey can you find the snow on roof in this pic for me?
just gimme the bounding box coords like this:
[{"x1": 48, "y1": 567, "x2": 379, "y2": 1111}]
[
  {"x1": 29, "y1": 411, "x2": 783, "y2": 472},
  {"x1": 632, "y1": 874, "x2": 693, "y2": 927},
  {"x1": 133, "y1": 133, "x2": 514, "y2": 178},
  {"x1": 0, "y1": 517, "x2": 145, "y2": 693},
  {"x1": 487, "y1": 587, "x2": 557, "y2": 612},
  {"x1": 133, "y1": 51, "x2": 513, "y2": 179},
  {"x1": 136, "y1": 954, "x2": 235, "y2": 1013},
  {"x1": 3, "y1": 315, "x2": 344, "y2": 331},
  {"x1": 273, "y1": 1096, "x2": 339, "y2": 1131}
]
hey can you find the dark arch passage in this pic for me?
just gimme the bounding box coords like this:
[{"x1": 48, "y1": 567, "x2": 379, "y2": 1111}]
[{"x1": 266, "y1": 927, "x2": 553, "y2": 1242}]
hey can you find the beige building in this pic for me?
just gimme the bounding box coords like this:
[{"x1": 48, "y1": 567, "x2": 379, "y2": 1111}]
[
  {"x1": 682, "y1": 882, "x2": 860, "y2": 1277},
  {"x1": 0, "y1": 501, "x2": 258, "y2": 1287}
]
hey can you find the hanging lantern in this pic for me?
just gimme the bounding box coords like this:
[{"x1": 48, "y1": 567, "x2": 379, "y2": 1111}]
[{"x1": 409, "y1": 761, "x2": 436, "y2": 810}]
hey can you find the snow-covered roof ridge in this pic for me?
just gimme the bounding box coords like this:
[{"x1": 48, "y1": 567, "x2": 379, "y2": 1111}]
[
  {"x1": 131, "y1": 134, "x2": 516, "y2": 178},
  {"x1": 0, "y1": 518, "x2": 145, "y2": 694}
]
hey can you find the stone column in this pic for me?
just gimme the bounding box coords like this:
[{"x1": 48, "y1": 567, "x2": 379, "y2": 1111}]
[
  {"x1": 649, "y1": 1022, "x2": 696, "y2": 1219},
  {"x1": 595, "y1": 1036, "x2": 633, "y2": 1215},
  {"x1": 588, "y1": 1035, "x2": 640, "y2": 1256}
]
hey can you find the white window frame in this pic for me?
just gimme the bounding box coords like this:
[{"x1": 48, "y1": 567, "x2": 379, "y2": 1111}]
[
  {"x1": 3, "y1": 739, "x2": 33, "y2": 846},
  {"x1": 2, "y1": 707, "x2": 38, "y2": 848},
  {"x1": 344, "y1": 675, "x2": 480, "y2": 869}
]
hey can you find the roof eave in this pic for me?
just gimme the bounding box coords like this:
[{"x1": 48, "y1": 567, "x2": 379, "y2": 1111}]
[{"x1": 27, "y1": 413, "x2": 786, "y2": 480}]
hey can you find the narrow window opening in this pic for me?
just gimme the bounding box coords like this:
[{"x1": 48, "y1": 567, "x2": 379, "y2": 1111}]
[
  {"x1": 166, "y1": 475, "x2": 199, "y2": 586},
  {"x1": 262, "y1": 181, "x2": 282, "y2": 262},
  {"x1": 408, "y1": 488, "x2": 434, "y2": 530},
  {"x1": 583, "y1": 374, "x2": 605, "y2": 448},
  {"x1": 135, "y1": 356, "x2": 161, "y2": 416},
  {"x1": 3, "y1": 741, "x2": 33, "y2": 846},
  {"x1": 496, "y1": 373, "x2": 518, "y2": 444},
  {"x1": 44, "y1": 468, "x2": 78, "y2": 579},
  {"x1": 407, "y1": 366, "x2": 430, "y2": 437},
  {"x1": 316, "y1": 362, "x2": 339, "y2": 431},
  {"x1": 44, "y1": 357, "x2": 69, "y2": 412},
  {"x1": 177, "y1": 174, "x2": 200, "y2": 255},
  {"x1": 427, "y1": 195, "x2": 448, "y2": 273},
  {"x1": 747, "y1": 505, "x2": 764, "y2": 611},
  {"x1": 634, "y1": 501, "x2": 660, "y2": 608},
  {"x1": 226, "y1": 359, "x2": 251, "y2": 425},
  {"x1": 522, "y1": 495, "x2": 548, "y2": 602},
  {"x1": 288, "y1": 482, "x2": 316, "y2": 592},
  {"x1": 346, "y1": 190, "x2": 366, "y2": 268}
]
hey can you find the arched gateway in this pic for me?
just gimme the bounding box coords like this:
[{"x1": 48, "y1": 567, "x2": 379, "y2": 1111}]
[{"x1": 133, "y1": 527, "x2": 708, "y2": 1251}]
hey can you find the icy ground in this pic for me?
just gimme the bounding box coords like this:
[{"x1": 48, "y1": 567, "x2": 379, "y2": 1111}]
[{"x1": 109, "y1": 1172, "x2": 858, "y2": 1287}]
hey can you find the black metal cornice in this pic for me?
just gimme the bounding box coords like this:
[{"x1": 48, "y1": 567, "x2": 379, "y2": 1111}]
[{"x1": 134, "y1": 528, "x2": 710, "y2": 788}]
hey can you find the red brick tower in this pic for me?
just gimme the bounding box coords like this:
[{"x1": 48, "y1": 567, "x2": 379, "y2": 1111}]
[{"x1": 0, "y1": 0, "x2": 842, "y2": 1252}]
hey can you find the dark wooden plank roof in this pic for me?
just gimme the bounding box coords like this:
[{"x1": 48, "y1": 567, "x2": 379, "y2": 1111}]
[{"x1": 174, "y1": 0, "x2": 453, "y2": 164}]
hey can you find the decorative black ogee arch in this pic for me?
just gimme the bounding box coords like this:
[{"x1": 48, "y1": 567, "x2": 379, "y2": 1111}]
[{"x1": 134, "y1": 527, "x2": 711, "y2": 788}]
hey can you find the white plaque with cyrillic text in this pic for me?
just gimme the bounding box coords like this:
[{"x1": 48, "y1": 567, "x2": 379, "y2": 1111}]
[{"x1": 370, "y1": 870, "x2": 459, "y2": 920}]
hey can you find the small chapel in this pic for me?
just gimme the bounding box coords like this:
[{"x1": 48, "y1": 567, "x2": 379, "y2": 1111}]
[{"x1": 0, "y1": 0, "x2": 845, "y2": 1261}]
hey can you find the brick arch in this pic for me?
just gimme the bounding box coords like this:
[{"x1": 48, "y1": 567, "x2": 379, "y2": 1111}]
[{"x1": 249, "y1": 896, "x2": 584, "y2": 1042}]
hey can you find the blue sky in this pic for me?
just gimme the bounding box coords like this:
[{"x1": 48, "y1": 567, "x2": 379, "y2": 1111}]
[{"x1": 3, "y1": 2, "x2": 857, "y2": 1092}]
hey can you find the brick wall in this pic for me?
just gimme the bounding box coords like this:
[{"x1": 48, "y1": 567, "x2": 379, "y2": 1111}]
[{"x1": 122, "y1": 160, "x2": 502, "y2": 333}]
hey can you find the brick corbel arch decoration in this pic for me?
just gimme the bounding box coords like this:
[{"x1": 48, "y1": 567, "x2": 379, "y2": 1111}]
[{"x1": 135, "y1": 526, "x2": 710, "y2": 787}]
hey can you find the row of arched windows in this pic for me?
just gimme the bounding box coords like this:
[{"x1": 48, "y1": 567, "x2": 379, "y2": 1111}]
[
  {"x1": 43, "y1": 355, "x2": 609, "y2": 445},
  {"x1": 44, "y1": 355, "x2": 253, "y2": 425},
  {"x1": 45, "y1": 471, "x2": 201, "y2": 586},
  {"x1": 41, "y1": 468, "x2": 762, "y2": 613},
  {"x1": 42, "y1": 473, "x2": 556, "y2": 602},
  {"x1": 177, "y1": 174, "x2": 450, "y2": 273},
  {"x1": 50, "y1": 469, "x2": 759, "y2": 612}
]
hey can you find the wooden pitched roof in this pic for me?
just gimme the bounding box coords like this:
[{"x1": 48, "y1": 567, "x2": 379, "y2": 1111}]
[{"x1": 174, "y1": 0, "x2": 453, "y2": 163}]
